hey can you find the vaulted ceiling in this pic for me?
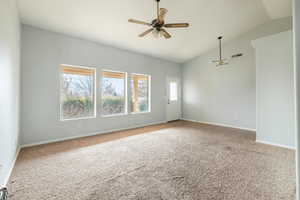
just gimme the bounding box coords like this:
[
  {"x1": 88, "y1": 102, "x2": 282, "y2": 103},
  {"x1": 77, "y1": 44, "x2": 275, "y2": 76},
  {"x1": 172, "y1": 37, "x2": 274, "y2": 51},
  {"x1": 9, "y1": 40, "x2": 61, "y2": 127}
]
[{"x1": 17, "y1": 0, "x2": 292, "y2": 63}]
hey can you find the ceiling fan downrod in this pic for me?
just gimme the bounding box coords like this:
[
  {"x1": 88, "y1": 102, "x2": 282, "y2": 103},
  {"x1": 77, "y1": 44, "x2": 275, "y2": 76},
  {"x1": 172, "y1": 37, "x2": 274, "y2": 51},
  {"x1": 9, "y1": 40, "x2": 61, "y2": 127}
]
[
  {"x1": 156, "y1": 0, "x2": 160, "y2": 20},
  {"x1": 218, "y1": 36, "x2": 223, "y2": 61}
]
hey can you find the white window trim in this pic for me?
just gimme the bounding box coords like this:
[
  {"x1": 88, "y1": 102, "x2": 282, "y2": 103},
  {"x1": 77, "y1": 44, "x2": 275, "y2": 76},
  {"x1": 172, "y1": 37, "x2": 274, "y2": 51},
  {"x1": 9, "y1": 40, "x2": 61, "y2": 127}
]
[
  {"x1": 59, "y1": 64, "x2": 97, "y2": 121},
  {"x1": 100, "y1": 69, "x2": 128, "y2": 117},
  {"x1": 130, "y1": 73, "x2": 151, "y2": 114},
  {"x1": 101, "y1": 113, "x2": 128, "y2": 118}
]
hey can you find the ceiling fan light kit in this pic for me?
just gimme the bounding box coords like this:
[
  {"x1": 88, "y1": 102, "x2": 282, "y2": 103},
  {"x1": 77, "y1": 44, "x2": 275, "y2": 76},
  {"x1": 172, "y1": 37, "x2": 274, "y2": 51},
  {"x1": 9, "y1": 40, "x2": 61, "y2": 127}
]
[
  {"x1": 128, "y1": 0, "x2": 190, "y2": 39},
  {"x1": 212, "y1": 36, "x2": 243, "y2": 67}
]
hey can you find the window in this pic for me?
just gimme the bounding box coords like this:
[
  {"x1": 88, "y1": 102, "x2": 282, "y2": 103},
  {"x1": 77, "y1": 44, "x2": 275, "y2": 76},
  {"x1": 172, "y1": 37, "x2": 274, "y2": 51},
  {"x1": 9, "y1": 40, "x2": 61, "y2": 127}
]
[
  {"x1": 101, "y1": 70, "x2": 127, "y2": 116},
  {"x1": 60, "y1": 65, "x2": 96, "y2": 120},
  {"x1": 169, "y1": 82, "x2": 178, "y2": 101},
  {"x1": 131, "y1": 74, "x2": 151, "y2": 113}
]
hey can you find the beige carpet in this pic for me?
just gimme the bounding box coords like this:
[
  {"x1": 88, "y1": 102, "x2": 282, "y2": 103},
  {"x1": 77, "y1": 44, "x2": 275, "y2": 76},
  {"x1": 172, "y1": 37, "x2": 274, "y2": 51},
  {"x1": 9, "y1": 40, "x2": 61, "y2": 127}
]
[{"x1": 8, "y1": 121, "x2": 296, "y2": 200}]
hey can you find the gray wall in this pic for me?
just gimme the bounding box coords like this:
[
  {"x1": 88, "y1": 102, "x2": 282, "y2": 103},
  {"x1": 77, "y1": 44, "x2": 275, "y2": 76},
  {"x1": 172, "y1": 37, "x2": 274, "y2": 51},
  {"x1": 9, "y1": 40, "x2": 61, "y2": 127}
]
[
  {"x1": 181, "y1": 17, "x2": 292, "y2": 131},
  {"x1": 0, "y1": 0, "x2": 20, "y2": 186},
  {"x1": 21, "y1": 25, "x2": 181, "y2": 146},
  {"x1": 253, "y1": 31, "x2": 295, "y2": 148}
]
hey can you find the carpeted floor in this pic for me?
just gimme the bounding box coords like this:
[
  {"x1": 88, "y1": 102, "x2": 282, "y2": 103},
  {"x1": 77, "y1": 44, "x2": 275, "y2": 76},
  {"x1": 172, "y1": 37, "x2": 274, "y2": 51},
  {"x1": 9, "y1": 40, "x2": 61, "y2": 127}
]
[{"x1": 8, "y1": 121, "x2": 296, "y2": 200}]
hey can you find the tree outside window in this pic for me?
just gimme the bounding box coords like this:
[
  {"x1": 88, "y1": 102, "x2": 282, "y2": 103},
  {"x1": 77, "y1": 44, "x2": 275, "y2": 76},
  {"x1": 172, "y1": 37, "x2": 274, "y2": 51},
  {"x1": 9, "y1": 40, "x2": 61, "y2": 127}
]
[
  {"x1": 101, "y1": 71, "x2": 126, "y2": 115},
  {"x1": 60, "y1": 65, "x2": 95, "y2": 120},
  {"x1": 131, "y1": 74, "x2": 150, "y2": 113}
]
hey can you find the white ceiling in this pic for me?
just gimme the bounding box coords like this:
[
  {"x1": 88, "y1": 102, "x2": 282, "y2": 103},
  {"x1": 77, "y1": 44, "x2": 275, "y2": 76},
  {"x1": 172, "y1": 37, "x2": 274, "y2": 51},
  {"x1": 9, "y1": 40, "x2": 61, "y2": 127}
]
[
  {"x1": 17, "y1": 0, "x2": 292, "y2": 63},
  {"x1": 262, "y1": 0, "x2": 293, "y2": 19}
]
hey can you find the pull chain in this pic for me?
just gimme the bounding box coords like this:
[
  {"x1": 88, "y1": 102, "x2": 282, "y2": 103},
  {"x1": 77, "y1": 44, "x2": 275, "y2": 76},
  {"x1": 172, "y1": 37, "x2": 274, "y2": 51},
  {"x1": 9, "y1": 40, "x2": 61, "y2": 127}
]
[{"x1": 157, "y1": 0, "x2": 160, "y2": 20}]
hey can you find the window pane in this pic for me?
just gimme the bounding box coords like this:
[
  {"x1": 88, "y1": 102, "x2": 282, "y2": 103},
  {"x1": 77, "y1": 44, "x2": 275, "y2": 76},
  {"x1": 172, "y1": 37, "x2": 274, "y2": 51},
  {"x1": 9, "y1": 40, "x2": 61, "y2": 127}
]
[
  {"x1": 60, "y1": 65, "x2": 95, "y2": 120},
  {"x1": 101, "y1": 71, "x2": 126, "y2": 115},
  {"x1": 170, "y1": 82, "x2": 178, "y2": 101},
  {"x1": 131, "y1": 74, "x2": 150, "y2": 113}
]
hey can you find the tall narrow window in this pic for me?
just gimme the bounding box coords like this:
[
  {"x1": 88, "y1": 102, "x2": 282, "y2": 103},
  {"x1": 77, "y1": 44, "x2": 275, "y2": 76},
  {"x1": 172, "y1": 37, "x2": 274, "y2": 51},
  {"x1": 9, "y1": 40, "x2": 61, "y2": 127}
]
[
  {"x1": 131, "y1": 74, "x2": 151, "y2": 113},
  {"x1": 101, "y1": 71, "x2": 126, "y2": 116},
  {"x1": 60, "y1": 65, "x2": 96, "y2": 120}
]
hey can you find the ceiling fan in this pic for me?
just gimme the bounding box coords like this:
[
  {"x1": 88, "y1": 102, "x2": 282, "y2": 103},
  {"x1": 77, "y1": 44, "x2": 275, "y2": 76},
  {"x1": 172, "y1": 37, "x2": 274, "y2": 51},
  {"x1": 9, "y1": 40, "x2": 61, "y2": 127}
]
[
  {"x1": 128, "y1": 0, "x2": 189, "y2": 39},
  {"x1": 212, "y1": 36, "x2": 243, "y2": 67}
]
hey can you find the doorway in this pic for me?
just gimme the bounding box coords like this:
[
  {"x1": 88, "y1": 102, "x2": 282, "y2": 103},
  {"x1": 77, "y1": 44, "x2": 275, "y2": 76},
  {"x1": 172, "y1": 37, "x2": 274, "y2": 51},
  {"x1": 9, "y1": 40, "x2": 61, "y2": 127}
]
[{"x1": 166, "y1": 77, "x2": 181, "y2": 122}]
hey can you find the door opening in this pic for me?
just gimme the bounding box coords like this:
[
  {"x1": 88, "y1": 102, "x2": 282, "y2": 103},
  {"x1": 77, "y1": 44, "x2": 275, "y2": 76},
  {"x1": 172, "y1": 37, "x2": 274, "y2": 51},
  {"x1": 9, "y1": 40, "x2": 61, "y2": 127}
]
[{"x1": 166, "y1": 77, "x2": 181, "y2": 122}]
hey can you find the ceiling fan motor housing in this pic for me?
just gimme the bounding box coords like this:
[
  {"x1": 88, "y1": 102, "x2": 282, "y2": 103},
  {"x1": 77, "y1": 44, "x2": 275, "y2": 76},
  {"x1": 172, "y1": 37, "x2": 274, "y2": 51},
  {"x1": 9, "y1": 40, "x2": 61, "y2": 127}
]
[
  {"x1": 128, "y1": 0, "x2": 189, "y2": 39},
  {"x1": 0, "y1": 188, "x2": 8, "y2": 200},
  {"x1": 152, "y1": 19, "x2": 164, "y2": 30}
]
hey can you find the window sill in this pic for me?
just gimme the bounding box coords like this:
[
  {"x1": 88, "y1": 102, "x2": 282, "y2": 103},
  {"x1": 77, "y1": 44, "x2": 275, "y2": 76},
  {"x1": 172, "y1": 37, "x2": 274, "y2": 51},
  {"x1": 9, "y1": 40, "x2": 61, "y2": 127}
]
[
  {"x1": 130, "y1": 111, "x2": 151, "y2": 115},
  {"x1": 60, "y1": 111, "x2": 151, "y2": 121},
  {"x1": 60, "y1": 116, "x2": 97, "y2": 122},
  {"x1": 101, "y1": 113, "x2": 128, "y2": 118}
]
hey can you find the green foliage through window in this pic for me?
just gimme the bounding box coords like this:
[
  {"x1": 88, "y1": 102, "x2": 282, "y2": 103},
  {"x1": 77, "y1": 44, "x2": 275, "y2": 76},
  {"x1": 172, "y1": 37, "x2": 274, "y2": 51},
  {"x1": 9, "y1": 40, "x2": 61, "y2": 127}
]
[
  {"x1": 60, "y1": 66, "x2": 95, "y2": 120},
  {"x1": 131, "y1": 74, "x2": 150, "y2": 113},
  {"x1": 101, "y1": 71, "x2": 126, "y2": 115}
]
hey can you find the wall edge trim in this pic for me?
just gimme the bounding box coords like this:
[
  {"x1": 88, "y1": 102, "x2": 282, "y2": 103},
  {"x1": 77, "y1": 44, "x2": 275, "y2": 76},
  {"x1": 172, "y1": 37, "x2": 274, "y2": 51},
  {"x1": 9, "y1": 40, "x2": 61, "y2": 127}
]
[
  {"x1": 1, "y1": 147, "x2": 21, "y2": 187},
  {"x1": 181, "y1": 118, "x2": 256, "y2": 132},
  {"x1": 21, "y1": 120, "x2": 168, "y2": 148},
  {"x1": 256, "y1": 140, "x2": 296, "y2": 150}
]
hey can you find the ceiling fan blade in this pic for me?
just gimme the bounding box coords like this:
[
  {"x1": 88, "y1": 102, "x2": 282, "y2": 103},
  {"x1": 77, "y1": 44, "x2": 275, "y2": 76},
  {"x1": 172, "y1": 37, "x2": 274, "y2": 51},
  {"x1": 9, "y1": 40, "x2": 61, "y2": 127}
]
[
  {"x1": 158, "y1": 8, "x2": 168, "y2": 22},
  {"x1": 232, "y1": 53, "x2": 243, "y2": 58},
  {"x1": 128, "y1": 19, "x2": 151, "y2": 26},
  {"x1": 160, "y1": 29, "x2": 171, "y2": 39},
  {"x1": 139, "y1": 28, "x2": 154, "y2": 37},
  {"x1": 164, "y1": 23, "x2": 189, "y2": 28}
]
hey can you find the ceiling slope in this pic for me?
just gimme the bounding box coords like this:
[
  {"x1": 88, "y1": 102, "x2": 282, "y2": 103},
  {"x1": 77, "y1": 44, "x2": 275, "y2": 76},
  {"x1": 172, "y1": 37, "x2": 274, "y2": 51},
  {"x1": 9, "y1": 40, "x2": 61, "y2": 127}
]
[
  {"x1": 17, "y1": 0, "x2": 291, "y2": 63},
  {"x1": 261, "y1": 0, "x2": 292, "y2": 19}
]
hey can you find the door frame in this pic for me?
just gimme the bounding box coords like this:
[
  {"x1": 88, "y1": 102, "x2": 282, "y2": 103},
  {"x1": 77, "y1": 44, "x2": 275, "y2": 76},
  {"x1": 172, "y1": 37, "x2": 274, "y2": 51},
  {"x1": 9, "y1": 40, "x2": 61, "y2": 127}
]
[{"x1": 166, "y1": 76, "x2": 181, "y2": 122}]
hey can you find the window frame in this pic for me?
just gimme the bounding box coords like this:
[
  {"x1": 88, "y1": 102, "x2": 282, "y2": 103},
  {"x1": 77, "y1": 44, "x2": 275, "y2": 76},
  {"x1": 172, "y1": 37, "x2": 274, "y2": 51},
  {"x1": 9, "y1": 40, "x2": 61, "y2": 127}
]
[
  {"x1": 100, "y1": 69, "x2": 128, "y2": 117},
  {"x1": 59, "y1": 64, "x2": 97, "y2": 121},
  {"x1": 130, "y1": 73, "x2": 151, "y2": 115}
]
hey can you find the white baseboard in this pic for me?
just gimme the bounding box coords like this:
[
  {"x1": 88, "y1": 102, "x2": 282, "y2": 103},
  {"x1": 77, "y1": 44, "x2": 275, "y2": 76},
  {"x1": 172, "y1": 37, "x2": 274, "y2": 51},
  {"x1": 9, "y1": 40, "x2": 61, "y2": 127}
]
[
  {"x1": 181, "y1": 118, "x2": 256, "y2": 132},
  {"x1": 21, "y1": 121, "x2": 167, "y2": 148},
  {"x1": 256, "y1": 140, "x2": 295, "y2": 150},
  {"x1": 2, "y1": 121, "x2": 167, "y2": 186},
  {"x1": 1, "y1": 146, "x2": 21, "y2": 187}
]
